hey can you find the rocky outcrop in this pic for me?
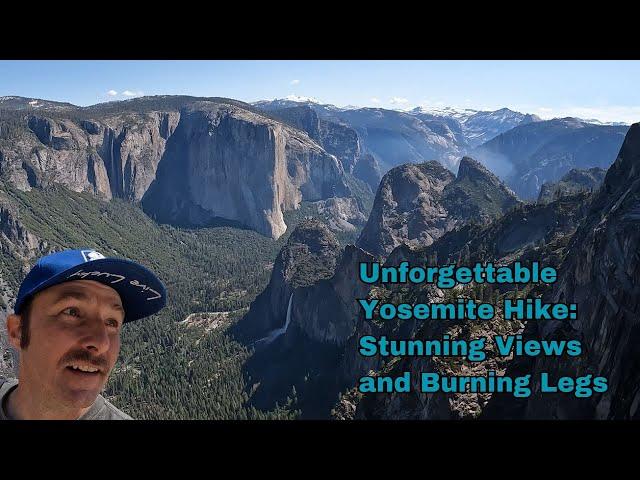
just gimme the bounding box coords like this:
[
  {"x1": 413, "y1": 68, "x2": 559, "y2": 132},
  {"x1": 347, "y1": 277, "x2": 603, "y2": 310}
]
[
  {"x1": 238, "y1": 221, "x2": 379, "y2": 418},
  {"x1": 354, "y1": 124, "x2": 640, "y2": 420},
  {"x1": 291, "y1": 245, "x2": 375, "y2": 345},
  {"x1": 241, "y1": 157, "x2": 590, "y2": 420},
  {"x1": 338, "y1": 178, "x2": 594, "y2": 420},
  {"x1": 238, "y1": 219, "x2": 342, "y2": 341},
  {"x1": 314, "y1": 197, "x2": 367, "y2": 233},
  {"x1": 385, "y1": 192, "x2": 590, "y2": 280},
  {"x1": 356, "y1": 161, "x2": 455, "y2": 257},
  {"x1": 356, "y1": 157, "x2": 519, "y2": 258},
  {"x1": 1, "y1": 203, "x2": 38, "y2": 260},
  {"x1": 0, "y1": 194, "x2": 48, "y2": 262},
  {"x1": 443, "y1": 156, "x2": 520, "y2": 223},
  {"x1": 537, "y1": 167, "x2": 606, "y2": 203},
  {"x1": 0, "y1": 194, "x2": 49, "y2": 379},
  {"x1": 520, "y1": 123, "x2": 640, "y2": 419}
]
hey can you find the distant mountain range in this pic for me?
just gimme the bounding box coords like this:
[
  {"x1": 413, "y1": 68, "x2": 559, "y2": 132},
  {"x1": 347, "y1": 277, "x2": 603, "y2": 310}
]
[
  {"x1": 254, "y1": 98, "x2": 630, "y2": 198},
  {"x1": 255, "y1": 99, "x2": 540, "y2": 172},
  {"x1": 472, "y1": 117, "x2": 628, "y2": 198}
]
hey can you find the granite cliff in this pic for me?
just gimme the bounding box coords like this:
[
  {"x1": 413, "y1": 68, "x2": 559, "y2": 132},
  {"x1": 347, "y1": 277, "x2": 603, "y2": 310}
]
[
  {"x1": 239, "y1": 155, "x2": 522, "y2": 418},
  {"x1": 0, "y1": 96, "x2": 354, "y2": 239},
  {"x1": 519, "y1": 123, "x2": 640, "y2": 419},
  {"x1": 141, "y1": 102, "x2": 350, "y2": 239},
  {"x1": 237, "y1": 219, "x2": 342, "y2": 341}
]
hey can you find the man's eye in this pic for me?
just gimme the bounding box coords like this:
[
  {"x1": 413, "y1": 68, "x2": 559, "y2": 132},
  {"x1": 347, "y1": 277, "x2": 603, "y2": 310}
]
[
  {"x1": 106, "y1": 319, "x2": 120, "y2": 328},
  {"x1": 62, "y1": 307, "x2": 80, "y2": 317}
]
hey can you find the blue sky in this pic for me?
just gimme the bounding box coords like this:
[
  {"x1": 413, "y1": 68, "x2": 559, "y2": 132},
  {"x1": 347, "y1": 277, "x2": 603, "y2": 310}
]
[{"x1": 1, "y1": 60, "x2": 639, "y2": 123}]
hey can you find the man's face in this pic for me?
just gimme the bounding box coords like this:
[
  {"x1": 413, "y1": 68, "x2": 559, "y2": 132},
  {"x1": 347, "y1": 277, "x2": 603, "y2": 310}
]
[{"x1": 17, "y1": 280, "x2": 125, "y2": 408}]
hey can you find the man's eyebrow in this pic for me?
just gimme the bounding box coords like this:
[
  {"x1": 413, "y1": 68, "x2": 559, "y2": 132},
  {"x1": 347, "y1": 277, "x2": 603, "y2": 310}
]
[
  {"x1": 52, "y1": 290, "x2": 91, "y2": 303},
  {"x1": 52, "y1": 289, "x2": 124, "y2": 310}
]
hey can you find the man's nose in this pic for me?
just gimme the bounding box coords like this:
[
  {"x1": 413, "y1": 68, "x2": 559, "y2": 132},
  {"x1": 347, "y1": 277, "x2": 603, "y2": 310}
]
[{"x1": 79, "y1": 318, "x2": 111, "y2": 354}]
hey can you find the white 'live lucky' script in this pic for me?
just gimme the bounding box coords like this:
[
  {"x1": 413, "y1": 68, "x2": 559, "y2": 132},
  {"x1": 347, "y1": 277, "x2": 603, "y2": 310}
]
[
  {"x1": 68, "y1": 269, "x2": 126, "y2": 283},
  {"x1": 67, "y1": 269, "x2": 162, "y2": 301},
  {"x1": 129, "y1": 279, "x2": 162, "y2": 300}
]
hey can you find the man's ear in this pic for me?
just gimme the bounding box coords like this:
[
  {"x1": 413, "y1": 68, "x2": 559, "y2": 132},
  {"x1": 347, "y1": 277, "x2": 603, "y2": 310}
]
[{"x1": 6, "y1": 314, "x2": 23, "y2": 350}]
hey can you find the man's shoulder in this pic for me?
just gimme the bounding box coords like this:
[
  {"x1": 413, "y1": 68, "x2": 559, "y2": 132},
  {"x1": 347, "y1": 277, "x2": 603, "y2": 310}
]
[
  {"x1": 0, "y1": 377, "x2": 18, "y2": 397},
  {"x1": 0, "y1": 377, "x2": 19, "y2": 420},
  {"x1": 99, "y1": 398, "x2": 134, "y2": 420},
  {"x1": 0, "y1": 379, "x2": 132, "y2": 420},
  {"x1": 80, "y1": 395, "x2": 133, "y2": 420}
]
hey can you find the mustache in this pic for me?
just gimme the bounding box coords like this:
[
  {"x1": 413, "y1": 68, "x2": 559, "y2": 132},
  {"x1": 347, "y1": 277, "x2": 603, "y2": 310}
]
[{"x1": 59, "y1": 349, "x2": 109, "y2": 371}]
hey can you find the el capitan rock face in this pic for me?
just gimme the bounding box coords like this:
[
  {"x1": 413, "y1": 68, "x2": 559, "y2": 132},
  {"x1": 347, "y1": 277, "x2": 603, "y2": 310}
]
[{"x1": 141, "y1": 102, "x2": 350, "y2": 239}]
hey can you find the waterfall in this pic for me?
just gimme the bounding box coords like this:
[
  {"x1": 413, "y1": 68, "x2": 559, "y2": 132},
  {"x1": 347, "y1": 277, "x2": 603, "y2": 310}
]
[{"x1": 253, "y1": 292, "x2": 294, "y2": 347}]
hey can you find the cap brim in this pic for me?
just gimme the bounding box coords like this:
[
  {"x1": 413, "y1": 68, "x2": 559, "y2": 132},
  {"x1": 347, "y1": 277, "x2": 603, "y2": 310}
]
[{"x1": 21, "y1": 258, "x2": 166, "y2": 323}]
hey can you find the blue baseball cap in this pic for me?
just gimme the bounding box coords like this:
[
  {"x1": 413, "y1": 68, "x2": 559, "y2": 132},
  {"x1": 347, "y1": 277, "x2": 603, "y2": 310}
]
[{"x1": 14, "y1": 248, "x2": 167, "y2": 323}]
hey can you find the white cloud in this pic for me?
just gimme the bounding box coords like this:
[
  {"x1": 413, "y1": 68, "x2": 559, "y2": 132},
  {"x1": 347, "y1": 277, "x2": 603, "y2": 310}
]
[
  {"x1": 290, "y1": 79, "x2": 300, "y2": 85},
  {"x1": 107, "y1": 90, "x2": 118, "y2": 96},
  {"x1": 370, "y1": 97, "x2": 381, "y2": 104},
  {"x1": 390, "y1": 97, "x2": 409, "y2": 105},
  {"x1": 122, "y1": 90, "x2": 143, "y2": 97}
]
